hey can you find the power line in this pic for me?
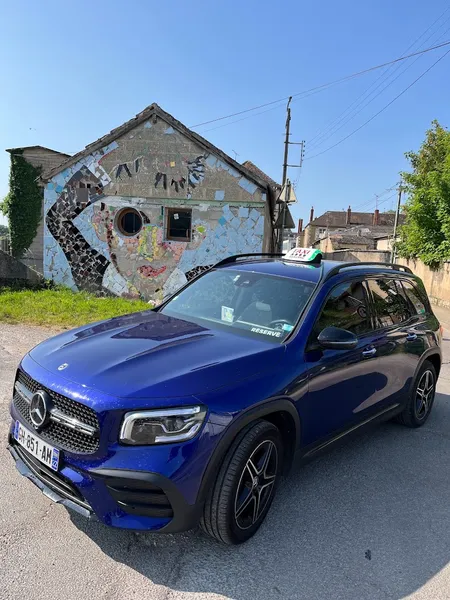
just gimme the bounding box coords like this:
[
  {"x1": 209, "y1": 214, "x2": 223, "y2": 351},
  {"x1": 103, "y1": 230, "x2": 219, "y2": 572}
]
[
  {"x1": 190, "y1": 39, "x2": 450, "y2": 130},
  {"x1": 200, "y1": 103, "x2": 286, "y2": 134},
  {"x1": 305, "y1": 47, "x2": 450, "y2": 161},
  {"x1": 307, "y1": 21, "x2": 450, "y2": 152},
  {"x1": 352, "y1": 186, "x2": 398, "y2": 211},
  {"x1": 307, "y1": 7, "x2": 450, "y2": 148}
]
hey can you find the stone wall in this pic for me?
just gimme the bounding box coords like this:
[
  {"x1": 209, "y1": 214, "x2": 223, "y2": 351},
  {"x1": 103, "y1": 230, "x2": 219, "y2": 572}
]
[
  {"x1": 0, "y1": 249, "x2": 42, "y2": 286},
  {"x1": 324, "y1": 249, "x2": 450, "y2": 308},
  {"x1": 43, "y1": 115, "x2": 269, "y2": 301}
]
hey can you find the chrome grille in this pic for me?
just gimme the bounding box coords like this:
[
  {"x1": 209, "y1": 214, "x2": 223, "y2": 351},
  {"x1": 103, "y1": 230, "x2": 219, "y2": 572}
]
[{"x1": 13, "y1": 370, "x2": 100, "y2": 454}]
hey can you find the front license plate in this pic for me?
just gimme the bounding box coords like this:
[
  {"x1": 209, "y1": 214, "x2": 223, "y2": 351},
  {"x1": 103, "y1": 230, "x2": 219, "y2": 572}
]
[{"x1": 13, "y1": 421, "x2": 60, "y2": 471}]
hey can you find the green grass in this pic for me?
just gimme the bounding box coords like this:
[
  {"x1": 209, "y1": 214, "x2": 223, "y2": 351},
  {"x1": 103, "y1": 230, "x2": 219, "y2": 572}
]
[{"x1": 0, "y1": 287, "x2": 150, "y2": 328}]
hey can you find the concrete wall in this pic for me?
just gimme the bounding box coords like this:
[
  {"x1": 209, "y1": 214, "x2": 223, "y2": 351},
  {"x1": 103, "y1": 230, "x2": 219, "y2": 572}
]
[
  {"x1": 0, "y1": 249, "x2": 42, "y2": 285},
  {"x1": 301, "y1": 225, "x2": 345, "y2": 248},
  {"x1": 324, "y1": 250, "x2": 391, "y2": 263},
  {"x1": 324, "y1": 249, "x2": 450, "y2": 308},
  {"x1": 43, "y1": 116, "x2": 269, "y2": 301},
  {"x1": 318, "y1": 237, "x2": 372, "y2": 253},
  {"x1": 21, "y1": 147, "x2": 69, "y2": 173},
  {"x1": 375, "y1": 237, "x2": 392, "y2": 251},
  {"x1": 396, "y1": 258, "x2": 450, "y2": 308}
]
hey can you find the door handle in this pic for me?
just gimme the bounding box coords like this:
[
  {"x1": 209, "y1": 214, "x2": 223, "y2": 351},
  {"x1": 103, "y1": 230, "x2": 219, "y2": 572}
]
[
  {"x1": 406, "y1": 333, "x2": 418, "y2": 341},
  {"x1": 362, "y1": 347, "x2": 377, "y2": 358}
]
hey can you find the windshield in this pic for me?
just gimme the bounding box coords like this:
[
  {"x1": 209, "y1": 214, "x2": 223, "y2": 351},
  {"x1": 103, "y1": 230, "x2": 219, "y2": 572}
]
[{"x1": 160, "y1": 268, "x2": 315, "y2": 342}]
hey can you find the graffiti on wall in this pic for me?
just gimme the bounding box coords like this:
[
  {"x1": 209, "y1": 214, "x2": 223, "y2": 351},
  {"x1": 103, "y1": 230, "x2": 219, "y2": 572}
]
[{"x1": 44, "y1": 119, "x2": 266, "y2": 301}]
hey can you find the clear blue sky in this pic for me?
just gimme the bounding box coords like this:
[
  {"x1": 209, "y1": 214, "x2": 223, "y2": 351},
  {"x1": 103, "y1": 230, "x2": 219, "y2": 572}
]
[{"x1": 1, "y1": 0, "x2": 450, "y2": 228}]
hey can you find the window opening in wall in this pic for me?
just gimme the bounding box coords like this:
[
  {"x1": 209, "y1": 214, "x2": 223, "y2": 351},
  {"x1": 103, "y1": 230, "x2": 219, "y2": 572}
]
[
  {"x1": 116, "y1": 208, "x2": 143, "y2": 237},
  {"x1": 166, "y1": 208, "x2": 192, "y2": 242}
]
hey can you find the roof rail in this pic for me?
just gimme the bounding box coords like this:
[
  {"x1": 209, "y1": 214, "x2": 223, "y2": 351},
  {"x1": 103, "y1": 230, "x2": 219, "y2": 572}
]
[
  {"x1": 214, "y1": 253, "x2": 284, "y2": 268},
  {"x1": 324, "y1": 262, "x2": 413, "y2": 281}
]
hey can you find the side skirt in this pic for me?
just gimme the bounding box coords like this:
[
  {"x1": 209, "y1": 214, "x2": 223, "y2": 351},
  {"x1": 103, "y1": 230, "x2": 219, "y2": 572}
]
[{"x1": 297, "y1": 402, "x2": 402, "y2": 463}]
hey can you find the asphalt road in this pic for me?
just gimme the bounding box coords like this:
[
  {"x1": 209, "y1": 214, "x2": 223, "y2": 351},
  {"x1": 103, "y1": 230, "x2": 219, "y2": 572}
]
[{"x1": 1, "y1": 322, "x2": 449, "y2": 600}]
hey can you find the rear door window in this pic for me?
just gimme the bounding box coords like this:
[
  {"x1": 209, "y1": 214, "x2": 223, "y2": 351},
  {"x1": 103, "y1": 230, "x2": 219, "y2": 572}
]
[
  {"x1": 367, "y1": 278, "x2": 412, "y2": 328},
  {"x1": 314, "y1": 279, "x2": 372, "y2": 337}
]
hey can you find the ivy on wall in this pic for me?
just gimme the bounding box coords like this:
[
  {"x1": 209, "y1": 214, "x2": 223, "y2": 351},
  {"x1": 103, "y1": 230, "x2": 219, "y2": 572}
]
[{"x1": 0, "y1": 151, "x2": 42, "y2": 257}]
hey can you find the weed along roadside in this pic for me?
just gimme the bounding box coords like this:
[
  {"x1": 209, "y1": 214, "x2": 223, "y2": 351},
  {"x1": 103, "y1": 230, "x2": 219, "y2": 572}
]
[{"x1": 0, "y1": 284, "x2": 149, "y2": 328}]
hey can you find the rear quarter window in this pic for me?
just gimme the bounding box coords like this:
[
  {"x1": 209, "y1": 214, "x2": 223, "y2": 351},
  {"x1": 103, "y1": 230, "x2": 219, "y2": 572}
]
[
  {"x1": 401, "y1": 280, "x2": 427, "y2": 315},
  {"x1": 367, "y1": 278, "x2": 412, "y2": 327}
]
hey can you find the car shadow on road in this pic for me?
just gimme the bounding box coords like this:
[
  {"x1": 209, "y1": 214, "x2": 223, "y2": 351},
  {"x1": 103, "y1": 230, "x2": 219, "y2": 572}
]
[{"x1": 71, "y1": 392, "x2": 450, "y2": 600}]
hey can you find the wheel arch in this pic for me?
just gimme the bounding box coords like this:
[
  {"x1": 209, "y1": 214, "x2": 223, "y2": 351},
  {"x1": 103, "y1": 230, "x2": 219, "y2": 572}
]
[
  {"x1": 407, "y1": 349, "x2": 441, "y2": 399},
  {"x1": 426, "y1": 352, "x2": 441, "y2": 378},
  {"x1": 198, "y1": 399, "x2": 300, "y2": 505}
]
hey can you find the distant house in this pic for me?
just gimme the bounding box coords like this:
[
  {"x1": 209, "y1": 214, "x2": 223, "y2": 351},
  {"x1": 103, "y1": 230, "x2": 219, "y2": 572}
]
[
  {"x1": 313, "y1": 222, "x2": 404, "y2": 253},
  {"x1": 5, "y1": 146, "x2": 70, "y2": 272},
  {"x1": 38, "y1": 103, "x2": 278, "y2": 300},
  {"x1": 298, "y1": 206, "x2": 405, "y2": 248}
]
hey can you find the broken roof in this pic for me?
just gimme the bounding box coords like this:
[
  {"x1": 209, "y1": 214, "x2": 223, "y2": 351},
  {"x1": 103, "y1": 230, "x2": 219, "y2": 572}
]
[{"x1": 41, "y1": 103, "x2": 272, "y2": 191}]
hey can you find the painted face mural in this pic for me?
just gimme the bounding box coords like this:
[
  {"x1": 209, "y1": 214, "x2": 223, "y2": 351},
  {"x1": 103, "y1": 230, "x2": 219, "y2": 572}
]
[{"x1": 90, "y1": 201, "x2": 210, "y2": 299}]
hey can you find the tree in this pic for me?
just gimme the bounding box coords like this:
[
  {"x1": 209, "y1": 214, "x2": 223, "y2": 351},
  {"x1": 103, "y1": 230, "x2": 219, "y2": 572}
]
[
  {"x1": 397, "y1": 121, "x2": 450, "y2": 267},
  {"x1": 0, "y1": 224, "x2": 9, "y2": 237}
]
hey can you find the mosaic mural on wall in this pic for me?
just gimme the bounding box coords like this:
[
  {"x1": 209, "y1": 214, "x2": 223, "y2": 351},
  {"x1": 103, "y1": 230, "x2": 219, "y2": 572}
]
[{"x1": 43, "y1": 116, "x2": 267, "y2": 301}]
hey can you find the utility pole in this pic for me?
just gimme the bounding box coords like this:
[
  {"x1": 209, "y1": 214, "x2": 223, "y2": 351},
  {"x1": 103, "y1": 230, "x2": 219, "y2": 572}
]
[
  {"x1": 390, "y1": 184, "x2": 403, "y2": 263},
  {"x1": 278, "y1": 97, "x2": 292, "y2": 252},
  {"x1": 277, "y1": 97, "x2": 304, "y2": 252},
  {"x1": 282, "y1": 97, "x2": 292, "y2": 187}
]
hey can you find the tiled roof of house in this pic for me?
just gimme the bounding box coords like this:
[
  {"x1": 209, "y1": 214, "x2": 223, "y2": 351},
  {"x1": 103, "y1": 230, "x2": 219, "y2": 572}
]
[
  {"x1": 309, "y1": 211, "x2": 405, "y2": 227},
  {"x1": 241, "y1": 160, "x2": 280, "y2": 189},
  {"x1": 328, "y1": 225, "x2": 400, "y2": 239},
  {"x1": 334, "y1": 234, "x2": 374, "y2": 245}
]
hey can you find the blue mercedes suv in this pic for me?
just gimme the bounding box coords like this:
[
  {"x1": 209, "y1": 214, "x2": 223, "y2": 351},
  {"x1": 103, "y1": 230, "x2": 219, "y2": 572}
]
[{"x1": 8, "y1": 249, "x2": 442, "y2": 544}]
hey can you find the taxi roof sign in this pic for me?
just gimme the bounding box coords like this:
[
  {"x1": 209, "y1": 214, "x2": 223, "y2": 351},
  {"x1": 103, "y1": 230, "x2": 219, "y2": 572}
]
[{"x1": 284, "y1": 247, "x2": 323, "y2": 264}]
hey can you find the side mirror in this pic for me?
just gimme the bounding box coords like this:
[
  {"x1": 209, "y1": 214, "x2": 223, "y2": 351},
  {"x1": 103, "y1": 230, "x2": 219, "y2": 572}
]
[{"x1": 317, "y1": 326, "x2": 358, "y2": 350}]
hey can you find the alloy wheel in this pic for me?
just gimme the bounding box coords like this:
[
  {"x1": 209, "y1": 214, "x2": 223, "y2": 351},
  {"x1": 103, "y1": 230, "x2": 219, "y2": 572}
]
[
  {"x1": 415, "y1": 369, "x2": 435, "y2": 420},
  {"x1": 234, "y1": 439, "x2": 278, "y2": 530}
]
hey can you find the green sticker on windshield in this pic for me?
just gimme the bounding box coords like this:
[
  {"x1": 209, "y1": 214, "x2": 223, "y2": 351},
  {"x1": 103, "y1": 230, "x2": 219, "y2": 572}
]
[{"x1": 221, "y1": 306, "x2": 234, "y2": 323}]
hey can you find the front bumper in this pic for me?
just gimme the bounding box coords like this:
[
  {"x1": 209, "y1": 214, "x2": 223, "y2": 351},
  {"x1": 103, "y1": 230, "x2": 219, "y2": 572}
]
[{"x1": 8, "y1": 420, "x2": 217, "y2": 532}]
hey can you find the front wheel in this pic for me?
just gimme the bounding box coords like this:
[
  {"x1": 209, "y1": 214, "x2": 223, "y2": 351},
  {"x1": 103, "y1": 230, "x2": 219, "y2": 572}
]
[
  {"x1": 200, "y1": 420, "x2": 283, "y2": 545},
  {"x1": 396, "y1": 361, "x2": 437, "y2": 427}
]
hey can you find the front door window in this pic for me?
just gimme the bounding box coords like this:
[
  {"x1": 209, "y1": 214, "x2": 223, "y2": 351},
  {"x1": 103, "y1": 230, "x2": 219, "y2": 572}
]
[{"x1": 314, "y1": 279, "x2": 372, "y2": 338}]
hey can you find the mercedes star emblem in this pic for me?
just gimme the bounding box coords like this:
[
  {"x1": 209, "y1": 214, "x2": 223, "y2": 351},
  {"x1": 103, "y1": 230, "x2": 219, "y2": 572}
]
[
  {"x1": 29, "y1": 391, "x2": 51, "y2": 430},
  {"x1": 58, "y1": 363, "x2": 69, "y2": 371}
]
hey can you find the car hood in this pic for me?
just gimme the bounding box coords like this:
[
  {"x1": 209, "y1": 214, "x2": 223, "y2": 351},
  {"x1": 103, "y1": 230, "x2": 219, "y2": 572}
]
[{"x1": 29, "y1": 310, "x2": 284, "y2": 399}]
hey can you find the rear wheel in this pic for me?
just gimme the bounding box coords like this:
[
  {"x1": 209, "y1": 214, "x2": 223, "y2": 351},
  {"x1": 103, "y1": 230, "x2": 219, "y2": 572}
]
[
  {"x1": 396, "y1": 361, "x2": 437, "y2": 427},
  {"x1": 200, "y1": 420, "x2": 283, "y2": 545}
]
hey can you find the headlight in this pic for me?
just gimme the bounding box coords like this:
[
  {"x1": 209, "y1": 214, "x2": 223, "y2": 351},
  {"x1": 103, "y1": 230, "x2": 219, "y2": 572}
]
[{"x1": 119, "y1": 406, "x2": 207, "y2": 445}]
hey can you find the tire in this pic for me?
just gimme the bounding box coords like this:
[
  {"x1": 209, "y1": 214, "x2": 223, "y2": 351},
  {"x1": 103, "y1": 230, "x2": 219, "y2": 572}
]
[
  {"x1": 200, "y1": 420, "x2": 283, "y2": 545},
  {"x1": 396, "y1": 361, "x2": 437, "y2": 428}
]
